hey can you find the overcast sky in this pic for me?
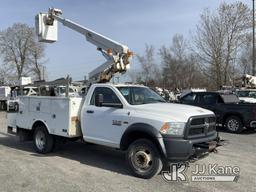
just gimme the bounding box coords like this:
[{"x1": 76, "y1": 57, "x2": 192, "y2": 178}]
[{"x1": 0, "y1": 0, "x2": 252, "y2": 81}]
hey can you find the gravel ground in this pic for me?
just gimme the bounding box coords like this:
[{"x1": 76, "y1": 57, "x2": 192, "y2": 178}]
[{"x1": 0, "y1": 112, "x2": 255, "y2": 192}]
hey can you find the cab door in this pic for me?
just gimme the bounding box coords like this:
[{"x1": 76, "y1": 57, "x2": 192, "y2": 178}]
[
  {"x1": 83, "y1": 87, "x2": 130, "y2": 148},
  {"x1": 198, "y1": 93, "x2": 218, "y2": 112},
  {"x1": 198, "y1": 93, "x2": 224, "y2": 121}
]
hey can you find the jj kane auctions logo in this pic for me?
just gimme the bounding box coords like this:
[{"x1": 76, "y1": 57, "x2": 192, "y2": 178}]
[{"x1": 162, "y1": 163, "x2": 240, "y2": 182}]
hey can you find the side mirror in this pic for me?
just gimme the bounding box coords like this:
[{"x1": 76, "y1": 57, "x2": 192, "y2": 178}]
[{"x1": 95, "y1": 94, "x2": 103, "y2": 107}]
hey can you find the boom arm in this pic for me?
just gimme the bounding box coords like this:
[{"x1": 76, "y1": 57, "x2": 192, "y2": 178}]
[{"x1": 37, "y1": 8, "x2": 133, "y2": 83}]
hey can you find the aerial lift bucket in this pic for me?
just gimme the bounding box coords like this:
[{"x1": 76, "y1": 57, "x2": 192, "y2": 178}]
[{"x1": 35, "y1": 13, "x2": 58, "y2": 43}]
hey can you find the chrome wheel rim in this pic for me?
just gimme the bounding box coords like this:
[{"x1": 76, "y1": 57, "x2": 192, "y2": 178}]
[
  {"x1": 227, "y1": 119, "x2": 239, "y2": 131},
  {"x1": 35, "y1": 131, "x2": 46, "y2": 150}
]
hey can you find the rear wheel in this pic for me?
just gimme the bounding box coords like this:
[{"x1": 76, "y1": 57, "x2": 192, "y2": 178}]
[
  {"x1": 126, "y1": 139, "x2": 163, "y2": 179},
  {"x1": 33, "y1": 126, "x2": 55, "y2": 153},
  {"x1": 224, "y1": 116, "x2": 244, "y2": 133}
]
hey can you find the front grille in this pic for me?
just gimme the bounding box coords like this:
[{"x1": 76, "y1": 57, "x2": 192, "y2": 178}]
[
  {"x1": 191, "y1": 118, "x2": 205, "y2": 125},
  {"x1": 188, "y1": 127, "x2": 204, "y2": 135},
  {"x1": 186, "y1": 116, "x2": 216, "y2": 139}
]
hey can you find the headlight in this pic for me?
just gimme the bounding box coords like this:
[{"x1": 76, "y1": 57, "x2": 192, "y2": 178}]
[{"x1": 160, "y1": 122, "x2": 186, "y2": 136}]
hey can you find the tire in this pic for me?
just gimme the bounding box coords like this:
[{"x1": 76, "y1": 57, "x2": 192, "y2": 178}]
[
  {"x1": 0, "y1": 101, "x2": 7, "y2": 111},
  {"x1": 224, "y1": 116, "x2": 244, "y2": 133},
  {"x1": 33, "y1": 126, "x2": 55, "y2": 154},
  {"x1": 126, "y1": 139, "x2": 163, "y2": 179}
]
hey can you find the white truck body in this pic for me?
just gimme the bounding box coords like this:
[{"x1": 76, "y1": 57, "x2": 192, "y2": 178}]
[{"x1": 16, "y1": 96, "x2": 83, "y2": 137}]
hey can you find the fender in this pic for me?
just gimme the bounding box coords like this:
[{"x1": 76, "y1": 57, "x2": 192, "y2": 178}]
[
  {"x1": 120, "y1": 123, "x2": 167, "y2": 157},
  {"x1": 222, "y1": 112, "x2": 244, "y2": 125},
  {"x1": 31, "y1": 120, "x2": 50, "y2": 133},
  {"x1": 15, "y1": 120, "x2": 49, "y2": 142}
]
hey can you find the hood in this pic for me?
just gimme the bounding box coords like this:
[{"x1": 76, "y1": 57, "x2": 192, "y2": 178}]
[{"x1": 131, "y1": 103, "x2": 214, "y2": 122}]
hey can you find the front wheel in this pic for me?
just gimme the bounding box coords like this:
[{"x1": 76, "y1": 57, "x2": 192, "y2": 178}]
[
  {"x1": 126, "y1": 139, "x2": 163, "y2": 179},
  {"x1": 224, "y1": 116, "x2": 244, "y2": 133},
  {"x1": 33, "y1": 126, "x2": 55, "y2": 154}
]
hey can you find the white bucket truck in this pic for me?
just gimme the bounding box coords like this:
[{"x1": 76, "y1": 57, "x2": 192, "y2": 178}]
[{"x1": 8, "y1": 8, "x2": 217, "y2": 178}]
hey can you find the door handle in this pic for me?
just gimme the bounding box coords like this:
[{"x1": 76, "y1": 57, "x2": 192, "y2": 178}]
[{"x1": 86, "y1": 110, "x2": 94, "y2": 114}]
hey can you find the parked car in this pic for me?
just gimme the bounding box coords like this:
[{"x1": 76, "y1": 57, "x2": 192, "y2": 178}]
[
  {"x1": 236, "y1": 89, "x2": 256, "y2": 103},
  {"x1": 55, "y1": 85, "x2": 79, "y2": 97},
  {"x1": 180, "y1": 91, "x2": 256, "y2": 133}
]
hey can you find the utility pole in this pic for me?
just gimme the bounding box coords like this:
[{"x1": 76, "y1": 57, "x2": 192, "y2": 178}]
[
  {"x1": 42, "y1": 66, "x2": 46, "y2": 80},
  {"x1": 253, "y1": 0, "x2": 255, "y2": 75}
]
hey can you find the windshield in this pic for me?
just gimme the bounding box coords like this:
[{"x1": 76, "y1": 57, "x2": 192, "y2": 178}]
[
  {"x1": 237, "y1": 91, "x2": 256, "y2": 99},
  {"x1": 117, "y1": 86, "x2": 166, "y2": 105}
]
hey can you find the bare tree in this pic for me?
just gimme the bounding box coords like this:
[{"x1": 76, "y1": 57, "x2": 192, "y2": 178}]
[
  {"x1": 0, "y1": 67, "x2": 5, "y2": 85},
  {"x1": 0, "y1": 23, "x2": 47, "y2": 81},
  {"x1": 127, "y1": 69, "x2": 140, "y2": 84},
  {"x1": 28, "y1": 39, "x2": 47, "y2": 80},
  {"x1": 0, "y1": 23, "x2": 33, "y2": 79},
  {"x1": 193, "y1": 2, "x2": 251, "y2": 89},
  {"x1": 160, "y1": 34, "x2": 206, "y2": 90},
  {"x1": 170, "y1": 34, "x2": 187, "y2": 60},
  {"x1": 238, "y1": 34, "x2": 253, "y2": 75},
  {"x1": 136, "y1": 45, "x2": 160, "y2": 86}
]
